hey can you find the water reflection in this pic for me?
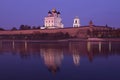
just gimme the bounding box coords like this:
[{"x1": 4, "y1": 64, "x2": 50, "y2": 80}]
[
  {"x1": 73, "y1": 53, "x2": 80, "y2": 66},
  {"x1": 0, "y1": 40, "x2": 120, "y2": 72},
  {"x1": 40, "y1": 47, "x2": 64, "y2": 74},
  {"x1": 109, "y1": 41, "x2": 112, "y2": 52}
]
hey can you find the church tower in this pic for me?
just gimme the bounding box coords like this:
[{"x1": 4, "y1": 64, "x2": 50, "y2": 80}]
[
  {"x1": 73, "y1": 16, "x2": 80, "y2": 27},
  {"x1": 89, "y1": 20, "x2": 94, "y2": 27}
]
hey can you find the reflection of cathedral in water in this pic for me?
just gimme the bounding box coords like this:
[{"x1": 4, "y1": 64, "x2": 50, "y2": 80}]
[
  {"x1": 40, "y1": 48, "x2": 64, "y2": 73},
  {"x1": 73, "y1": 53, "x2": 80, "y2": 66}
]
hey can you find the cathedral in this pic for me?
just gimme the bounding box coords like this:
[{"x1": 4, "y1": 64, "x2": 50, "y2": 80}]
[
  {"x1": 42, "y1": 8, "x2": 81, "y2": 29},
  {"x1": 44, "y1": 8, "x2": 64, "y2": 29}
]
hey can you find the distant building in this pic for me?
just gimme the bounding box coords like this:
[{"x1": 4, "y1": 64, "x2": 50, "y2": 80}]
[
  {"x1": 44, "y1": 8, "x2": 64, "y2": 29},
  {"x1": 73, "y1": 16, "x2": 80, "y2": 27},
  {"x1": 89, "y1": 20, "x2": 93, "y2": 27}
]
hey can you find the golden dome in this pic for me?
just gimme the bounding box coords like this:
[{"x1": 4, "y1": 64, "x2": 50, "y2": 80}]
[{"x1": 52, "y1": 8, "x2": 57, "y2": 13}]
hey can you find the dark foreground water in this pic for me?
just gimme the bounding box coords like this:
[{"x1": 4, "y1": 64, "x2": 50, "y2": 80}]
[{"x1": 0, "y1": 41, "x2": 120, "y2": 80}]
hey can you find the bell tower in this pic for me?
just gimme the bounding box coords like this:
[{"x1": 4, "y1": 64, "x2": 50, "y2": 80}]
[{"x1": 73, "y1": 16, "x2": 80, "y2": 27}]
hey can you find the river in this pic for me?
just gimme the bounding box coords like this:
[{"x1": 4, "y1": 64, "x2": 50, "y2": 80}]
[{"x1": 0, "y1": 41, "x2": 120, "y2": 80}]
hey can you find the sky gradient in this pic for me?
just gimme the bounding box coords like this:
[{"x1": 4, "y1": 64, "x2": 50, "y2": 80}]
[{"x1": 0, "y1": 0, "x2": 120, "y2": 29}]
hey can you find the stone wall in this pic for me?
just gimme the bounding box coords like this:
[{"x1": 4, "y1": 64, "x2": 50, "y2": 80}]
[
  {"x1": 0, "y1": 27, "x2": 89, "y2": 38},
  {"x1": 0, "y1": 26, "x2": 111, "y2": 39}
]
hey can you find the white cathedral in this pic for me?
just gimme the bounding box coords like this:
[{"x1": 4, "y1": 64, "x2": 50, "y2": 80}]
[
  {"x1": 44, "y1": 8, "x2": 64, "y2": 29},
  {"x1": 41, "y1": 8, "x2": 80, "y2": 29}
]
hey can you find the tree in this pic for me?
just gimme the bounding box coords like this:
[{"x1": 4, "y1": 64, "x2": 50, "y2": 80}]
[
  {"x1": 37, "y1": 26, "x2": 41, "y2": 29},
  {"x1": 11, "y1": 27, "x2": 17, "y2": 31},
  {"x1": 32, "y1": 26, "x2": 37, "y2": 29},
  {"x1": 19, "y1": 25, "x2": 31, "y2": 30},
  {"x1": 19, "y1": 25, "x2": 25, "y2": 30},
  {"x1": 0, "y1": 28, "x2": 5, "y2": 31}
]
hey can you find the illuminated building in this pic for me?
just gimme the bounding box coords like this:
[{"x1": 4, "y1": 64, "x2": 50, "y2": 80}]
[
  {"x1": 73, "y1": 16, "x2": 80, "y2": 27},
  {"x1": 44, "y1": 8, "x2": 64, "y2": 29}
]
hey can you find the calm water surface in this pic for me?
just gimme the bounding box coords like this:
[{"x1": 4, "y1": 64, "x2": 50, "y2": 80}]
[{"x1": 0, "y1": 41, "x2": 120, "y2": 80}]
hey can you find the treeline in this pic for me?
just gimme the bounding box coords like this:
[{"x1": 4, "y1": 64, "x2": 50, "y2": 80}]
[
  {"x1": 18, "y1": 25, "x2": 41, "y2": 30},
  {"x1": 0, "y1": 28, "x2": 5, "y2": 31},
  {"x1": 0, "y1": 25, "x2": 41, "y2": 31},
  {"x1": 0, "y1": 32, "x2": 71, "y2": 40}
]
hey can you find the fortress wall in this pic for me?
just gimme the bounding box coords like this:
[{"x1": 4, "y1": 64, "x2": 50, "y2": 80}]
[
  {"x1": 0, "y1": 27, "x2": 89, "y2": 38},
  {"x1": 0, "y1": 28, "x2": 86, "y2": 33}
]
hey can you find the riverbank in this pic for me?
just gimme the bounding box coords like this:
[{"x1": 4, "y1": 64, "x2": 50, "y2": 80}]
[
  {"x1": 87, "y1": 38, "x2": 120, "y2": 41},
  {"x1": 0, "y1": 38, "x2": 120, "y2": 43}
]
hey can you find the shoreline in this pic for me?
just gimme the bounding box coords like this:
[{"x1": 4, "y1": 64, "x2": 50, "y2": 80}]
[{"x1": 0, "y1": 38, "x2": 120, "y2": 42}]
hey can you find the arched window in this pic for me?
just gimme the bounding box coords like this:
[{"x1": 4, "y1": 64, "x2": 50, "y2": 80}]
[
  {"x1": 75, "y1": 20, "x2": 77, "y2": 24},
  {"x1": 52, "y1": 20, "x2": 53, "y2": 23}
]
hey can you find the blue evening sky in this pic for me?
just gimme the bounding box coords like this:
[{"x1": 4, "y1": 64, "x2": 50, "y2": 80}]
[{"x1": 0, "y1": 0, "x2": 120, "y2": 29}]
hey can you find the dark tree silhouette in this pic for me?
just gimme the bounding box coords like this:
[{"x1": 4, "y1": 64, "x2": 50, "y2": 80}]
[
  {"x1": 32, "y1": 26, "x2": 37, "y2": 29},
  {"x1": 11, "y1": 27, "x2": 17, "y2": 31},
  {"x1": 19, "y1": 25, "x2": 31, "y2": 30},
  {"x1": 0, "y1": 28, "x2": 5, "y2": 31}
]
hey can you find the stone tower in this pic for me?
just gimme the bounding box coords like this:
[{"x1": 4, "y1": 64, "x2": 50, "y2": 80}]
[
  {"x1": 89, "y1": 20, "x2": 93, "y2": 27},
  {"x1": 73, "y1": 16, "x2": 80, "y2": 27}
]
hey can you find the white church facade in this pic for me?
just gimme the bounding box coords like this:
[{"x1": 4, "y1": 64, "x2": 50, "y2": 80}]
[{"x1": 44, "y1": 8, "x2": 64, "y2": 29}]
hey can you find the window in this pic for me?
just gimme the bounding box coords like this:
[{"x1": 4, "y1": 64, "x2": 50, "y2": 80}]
[
  {"x1": 75, "y1": 20, "x2": 77, "y2": 24},
  {"x1": 52, "y1": 20, "x2": 53, "y2": 23}
]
